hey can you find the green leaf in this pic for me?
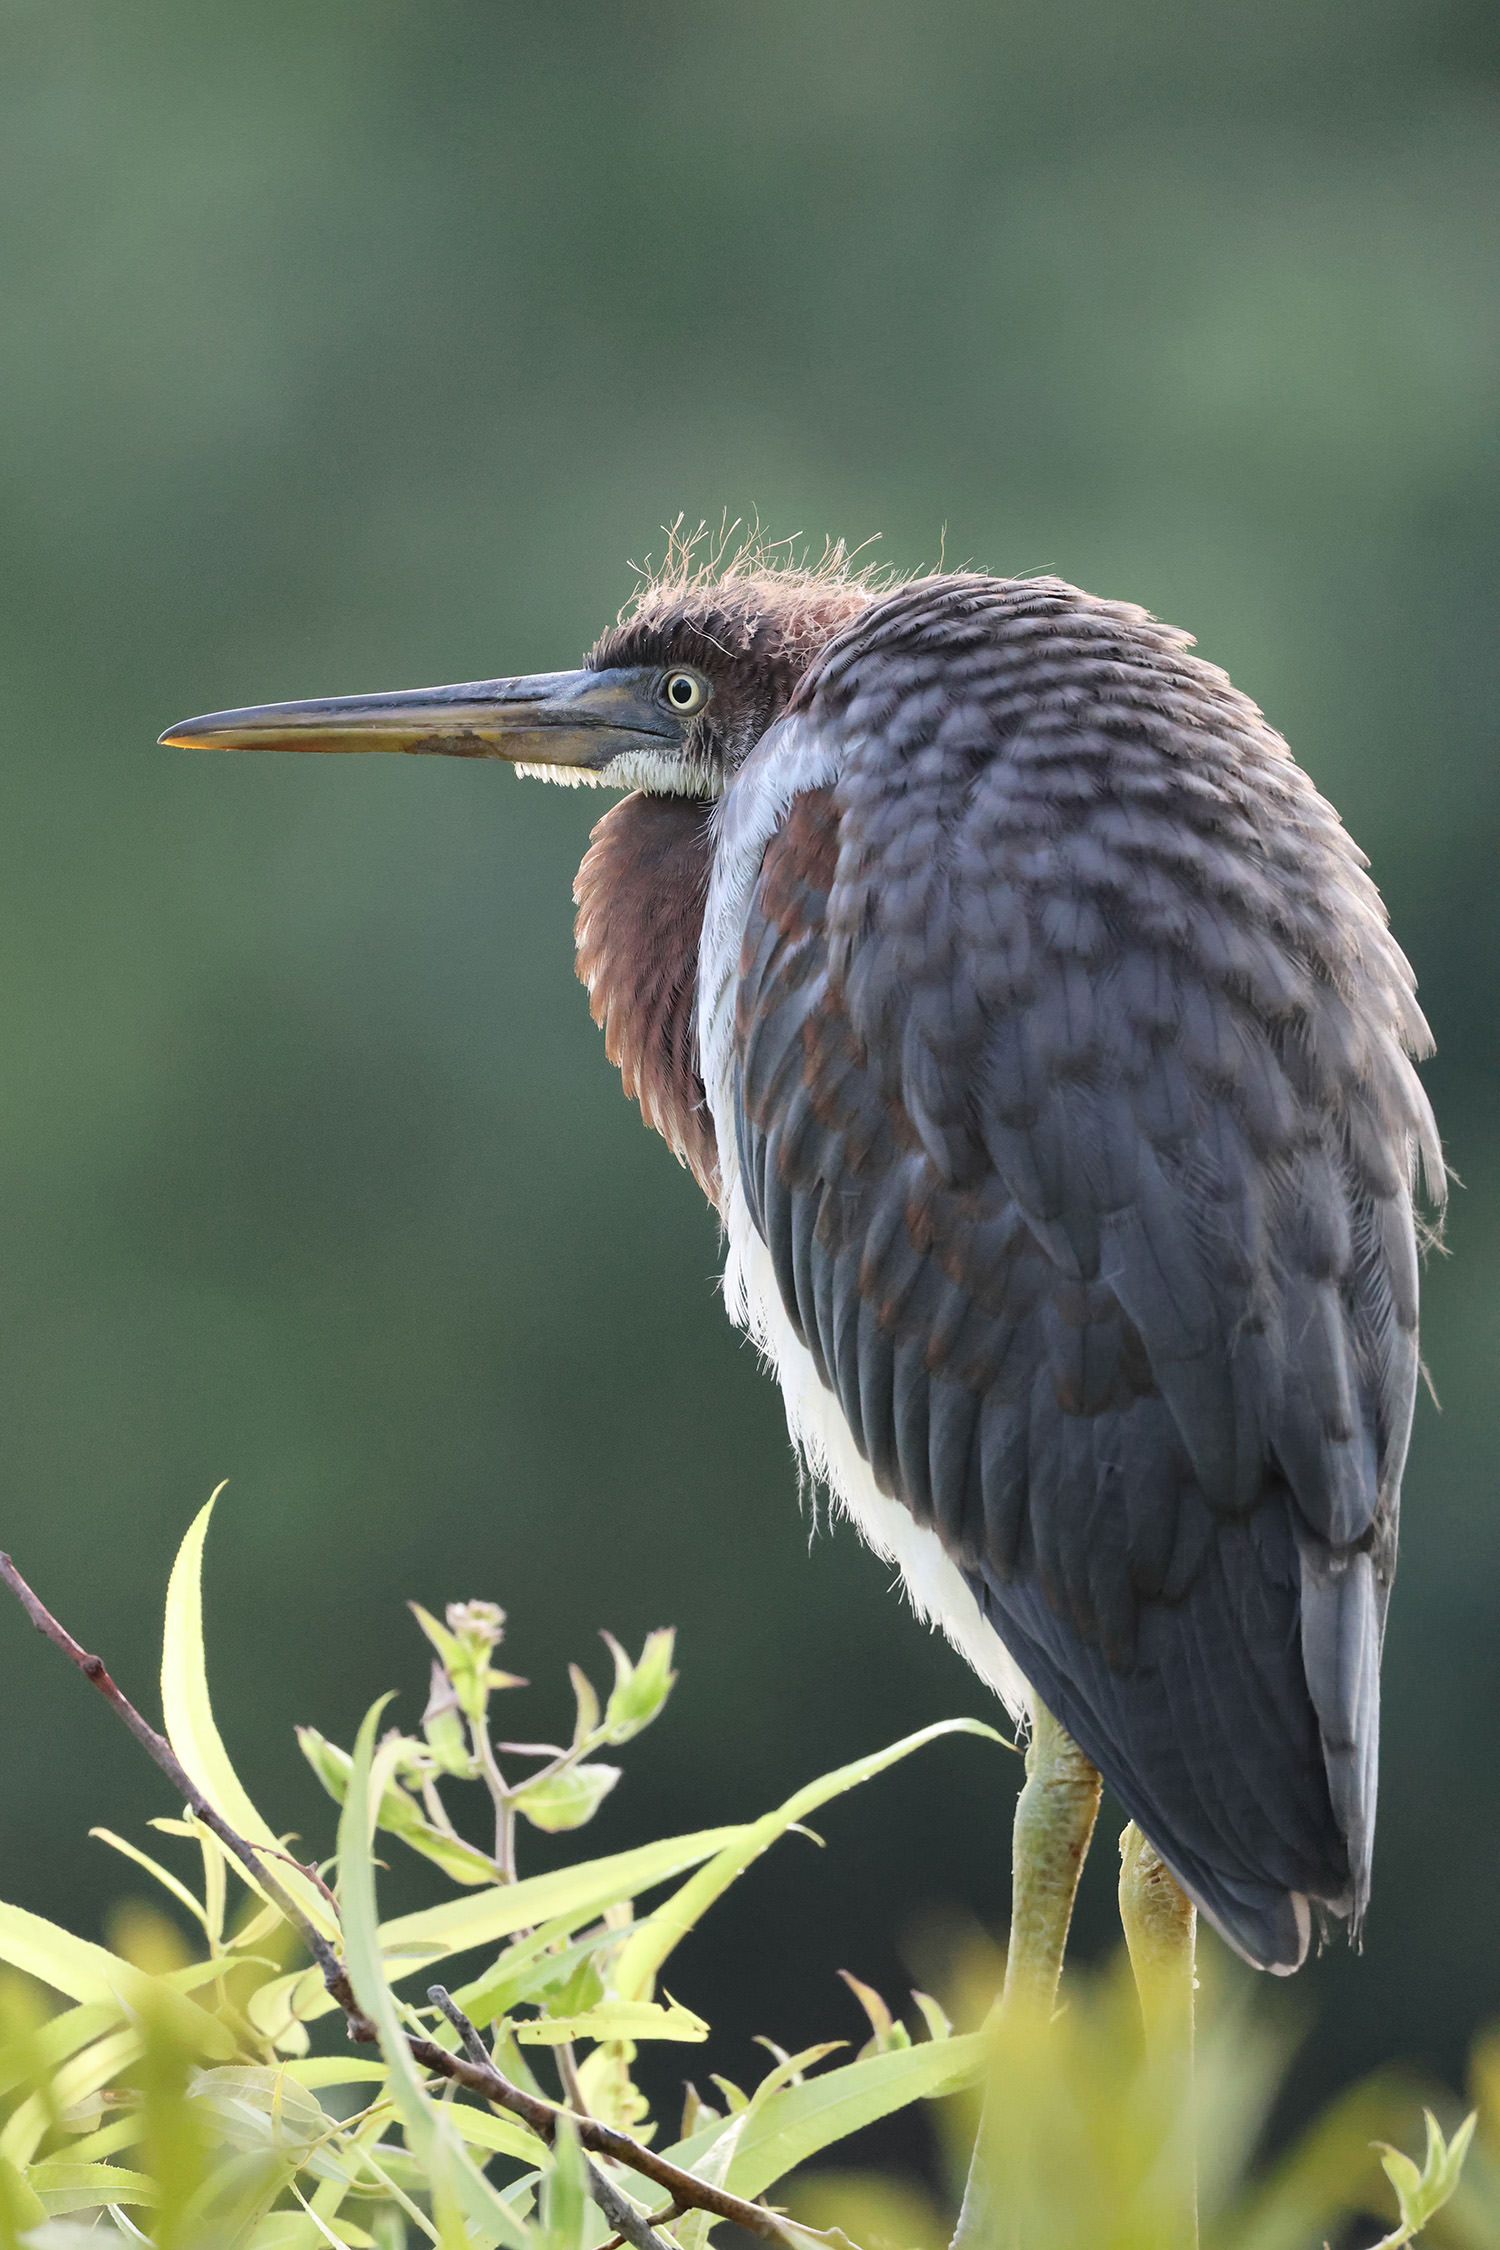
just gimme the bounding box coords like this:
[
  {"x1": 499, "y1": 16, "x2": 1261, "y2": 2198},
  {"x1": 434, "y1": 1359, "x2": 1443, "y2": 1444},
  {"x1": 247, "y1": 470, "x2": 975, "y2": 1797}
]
[
  {"x1": 337, "y1": 1697, "x2": 531, "y2": 2250},
  {"x1": 444, "y1": 2106, "x2": 550, "y2": 2167},
  {"x1": 451, "y1": 1917, "x2": 641, "y2": 2030},
  {"x1": 186, "y1": 2065, "x2": 333, "y2": 2161},
  {"x1": 514, "y1": 1997, "x2": 708, "y2": 2046},
  {"x1": 281, "y1": 2060, "x2": 390, "y2": 2091},
  {"x1": 911, "y1": 1990, "x2": 952, "y2": 2043},
  {"x1": 511, "y1": 1764, "x2": 620, "y2": 1835},
  {"x1": 0, "y1": 2151, "x2": 46, "y2": 2227},
  {"x1": 26, "y1": 2161, "x2": 158, "y2": 2215},
  {"x1": 613, "y1": 1716, "x2": 1007, "y2": 2004},
  {"x1": 408, "y1": 1602, "x2": 466, "y2": 1678},
  {"x1": 749, "y1": 2042, "x2": 847, "y2": 2104},
  {"x1": 160, "y1": 1493, "x2": 339, "y2": 1940},
  {"x1": 600, "y1": 1630, "x2": 677, "y2": 1745},
  {"x1": 662, "y1": 2034, "x2": 985, "y2": 2198},
  {"x1": 538, "y1": 1955, "x2": 604, "y2": 2022},
  {"x1": 362, "y1": 1829, "x2": 739, "y2": 1993},
  {"x1": 0, "y1": 1903, "x2": 230, "y2": 2061},
  {"x1": 537, "y1": 2115, "x2": 586, "y2": 2250},
  {"x1": 1372, "y1": 2109, "x2": 1478, "y2": 2247},
  {"x1": 566, "y1": 1665, "x2": 600, "y2": 1746},
  {"x1": 422, "y1": 1665, "x2": 475, "y2": 1778},
  {"x1": 2, "y1": 2026, "x2": 142, "y2": 2168},
  {"x1": 299, "y1": 1729, "x2": 500, "y2": 1885},
  {"x1": 296, "y1": 1727, "x2": 353, "y2": 1805},
  {"x1": 838, "y1": 1971, "x2": 910, "y2": 2058},
  {"x1": 86, "y1": 1831, "x2": 210, "y2": 1932},
  {"x1": 670, "y1": 2103, "x2": 745, "y2": 2250}
]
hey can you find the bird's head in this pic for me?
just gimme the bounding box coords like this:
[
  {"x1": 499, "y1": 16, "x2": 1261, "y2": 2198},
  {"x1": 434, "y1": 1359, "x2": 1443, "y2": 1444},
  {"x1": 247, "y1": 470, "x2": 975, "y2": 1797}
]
[{"x1": 159, "y1": 540, "x2": 879, "y2": 800}]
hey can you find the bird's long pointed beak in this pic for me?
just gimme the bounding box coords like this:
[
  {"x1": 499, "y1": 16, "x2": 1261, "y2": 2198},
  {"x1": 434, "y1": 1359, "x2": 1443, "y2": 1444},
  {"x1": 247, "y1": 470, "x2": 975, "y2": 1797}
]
[{"x1": 158, "y1": 667, "x2": 677, "y2": 771}]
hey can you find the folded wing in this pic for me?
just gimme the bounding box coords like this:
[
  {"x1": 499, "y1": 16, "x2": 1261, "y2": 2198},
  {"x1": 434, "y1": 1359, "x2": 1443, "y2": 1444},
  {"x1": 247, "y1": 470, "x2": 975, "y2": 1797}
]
[{"x1": 722, "y1": 577, "x2": 1439, "y2": 1970}]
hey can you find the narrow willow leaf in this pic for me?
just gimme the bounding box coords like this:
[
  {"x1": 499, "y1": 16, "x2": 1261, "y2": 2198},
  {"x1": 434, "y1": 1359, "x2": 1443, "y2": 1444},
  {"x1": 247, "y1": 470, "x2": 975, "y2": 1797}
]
[
  {"x1": 538, "y1": 2114, "x2": 586, "y2": 2250},
  {"x1": 246, "y1": 1967, "x2": 325, "y2": 2050},
  {"x1": 337, "y1": 1699, "x2": 531, "y2": 2250},
  {"x1": 661, "y1": 2034, "x2": 986, "y2": 2196},
  {"x1": 567, "y1": 1665, "x2": 600, "y2": 1745},
  {"x1": 0, "y1": 1903, "x2": 230, "y2": 2060},
  {"x1": 0, "y1": 2001, "x2": 119, "y2": 2104},
  {"x1": 280, "y1": 1827, "x2": 742, "y2": 2029},
  {"x1": 1373, "y1": 2109, "x2": 1477, "y2": 2246},
  {"x1": 0, "y1": 2151, "x2": 46, "y2": 2225},
  {"x1": 186, "y1": 2065, "x2": 333, "y2": 2160},
  {"x1": 838, "y1": 1970, "x2": 908, "y2": 2056},
  {"x1": 26, "y1": 2159, "x2": 159, "y2": 2211},
  {"x1": 613, "y1": 1717, "x2": 1006, "y2": 2003},
  {"x1": 450, "y1": 1915, "x2": 645, "y2": 2031},
  {"x1": 282, "y1": 2060, "x2": 390, "y2": 2091},
  {"x1": 749, "y1": 2044, "x2": 846, "y2": 2105},
  {"x1": 537, "y1": 1954, "x2": 603, "y2": 2022},
  {"x1": 290, "y1": 2179, "x2": 378, "y2": 2248},
  {"x1": 1, "y1": 2027, "x2": 142, "y2": 2169},
  {"x1": 160, "y1": 1493, "x2": 340, "y2": 1940},
  {"x1": 87, "y1": 1831, "x2": 210, "y2": 1931},
  {"x1": 445, "y1": 2105, "x2": 550, "y2": 2165},
  {"x1": 514, "y1": 1997, "x2": 708, "y2": 2046},
  {"x1": 911, "y1": 1991, "x2": 952, "y2": 2043},
  {"x1": 671, "y1": 2107, "x2": 746, "y2": 2250},
  {"x1": 51, "y1": 2115, "x2": 144, "y2": 2166}
]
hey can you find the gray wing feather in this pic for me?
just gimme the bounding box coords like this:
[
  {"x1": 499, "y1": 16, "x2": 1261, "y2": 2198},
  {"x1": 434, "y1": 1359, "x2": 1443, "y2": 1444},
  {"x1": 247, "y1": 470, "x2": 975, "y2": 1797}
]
[{"x1": 728, "y1": 576, "x2": 1438, "y2": 1969}]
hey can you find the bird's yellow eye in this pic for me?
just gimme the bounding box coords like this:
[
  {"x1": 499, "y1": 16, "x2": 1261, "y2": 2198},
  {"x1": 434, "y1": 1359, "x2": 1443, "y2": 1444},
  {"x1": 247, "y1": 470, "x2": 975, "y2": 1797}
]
[{"x1": 662, "y1": 670, "x2": 710, "y2": 716}]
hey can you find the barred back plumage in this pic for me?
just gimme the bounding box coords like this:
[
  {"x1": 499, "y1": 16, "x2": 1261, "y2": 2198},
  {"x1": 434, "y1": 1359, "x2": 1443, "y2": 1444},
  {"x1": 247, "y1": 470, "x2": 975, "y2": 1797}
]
[{"x1": 690, "y1": 571, "x2": 1439, "y2": 1970}]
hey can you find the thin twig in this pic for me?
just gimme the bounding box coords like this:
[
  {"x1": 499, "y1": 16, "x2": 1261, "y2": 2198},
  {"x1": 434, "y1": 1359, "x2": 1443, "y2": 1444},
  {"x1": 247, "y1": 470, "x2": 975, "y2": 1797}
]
[
  {"x1": 426, "y1": 1984, "x2": 496, "y2": 2074},
  {"x1": 0, "y1": 1550, "x2": 376, "y2": 2043},
  {"x1": 429, "y1": 1989, "x2": 677, "y2": 2250},
  {"x1": 555, "y1": 2038, "x2": 592, "y2": 2119},
  {"x1": 469, "y1": 1711, "x2": 517, "y2": 1880}
]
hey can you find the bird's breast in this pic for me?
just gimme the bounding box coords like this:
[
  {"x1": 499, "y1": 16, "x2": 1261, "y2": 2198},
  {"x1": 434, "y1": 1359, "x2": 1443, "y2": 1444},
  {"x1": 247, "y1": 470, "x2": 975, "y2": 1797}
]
[{"x1": 573, "y1": 790, "x2": 721, "y2": 1199}]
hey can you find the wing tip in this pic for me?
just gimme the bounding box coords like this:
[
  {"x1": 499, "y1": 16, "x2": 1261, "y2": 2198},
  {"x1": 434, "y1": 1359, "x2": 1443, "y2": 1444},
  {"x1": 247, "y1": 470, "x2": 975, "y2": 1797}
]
[{"x1": 1189, "y1": 1875, "x2": 1373, "y2": 1975}]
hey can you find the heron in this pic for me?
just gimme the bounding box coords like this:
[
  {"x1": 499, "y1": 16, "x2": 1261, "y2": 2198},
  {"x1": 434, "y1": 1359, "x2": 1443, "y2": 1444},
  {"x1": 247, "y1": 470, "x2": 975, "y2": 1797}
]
[{"x1": 162, "y1": 545, "x2": 1440, "y2": 2074}]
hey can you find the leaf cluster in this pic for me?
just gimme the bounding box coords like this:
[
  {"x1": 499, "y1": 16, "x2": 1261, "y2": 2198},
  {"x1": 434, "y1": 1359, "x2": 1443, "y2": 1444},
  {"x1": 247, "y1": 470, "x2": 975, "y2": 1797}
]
[
  {"x1": 0, "y1": 1501, "x2": 994, "y2": 2246},
  {"x1": 0, "y1": 1495, "x2": 1489, "y2": 2249}
]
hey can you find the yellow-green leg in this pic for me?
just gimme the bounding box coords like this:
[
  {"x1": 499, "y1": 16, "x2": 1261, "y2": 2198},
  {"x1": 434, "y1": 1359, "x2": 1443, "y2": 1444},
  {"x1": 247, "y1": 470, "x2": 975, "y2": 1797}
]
[
  {"x1": 952, "y1": 1700, "x2": 1102, "y2": 2246},
  {"x1": 1119, "y1": 1823, "x2": 1198, "y2": 2249},
  {"x1": 999, "y1": 1701, "x2": 1102, "y2": 2013}
]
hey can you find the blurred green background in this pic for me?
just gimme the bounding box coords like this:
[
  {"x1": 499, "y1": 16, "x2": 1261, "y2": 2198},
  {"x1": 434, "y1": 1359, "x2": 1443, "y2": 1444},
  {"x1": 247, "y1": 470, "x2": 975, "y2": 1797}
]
[{"x1": 0, "y1": 0, "x2": 1495, "y2": 2174}]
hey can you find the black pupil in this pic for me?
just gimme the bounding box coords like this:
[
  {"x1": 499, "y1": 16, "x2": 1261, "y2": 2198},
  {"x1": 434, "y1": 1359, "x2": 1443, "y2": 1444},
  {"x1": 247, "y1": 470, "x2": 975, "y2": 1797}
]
[{"x1": 670, "y1": 676, "x2": 694, "y2": 706}]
